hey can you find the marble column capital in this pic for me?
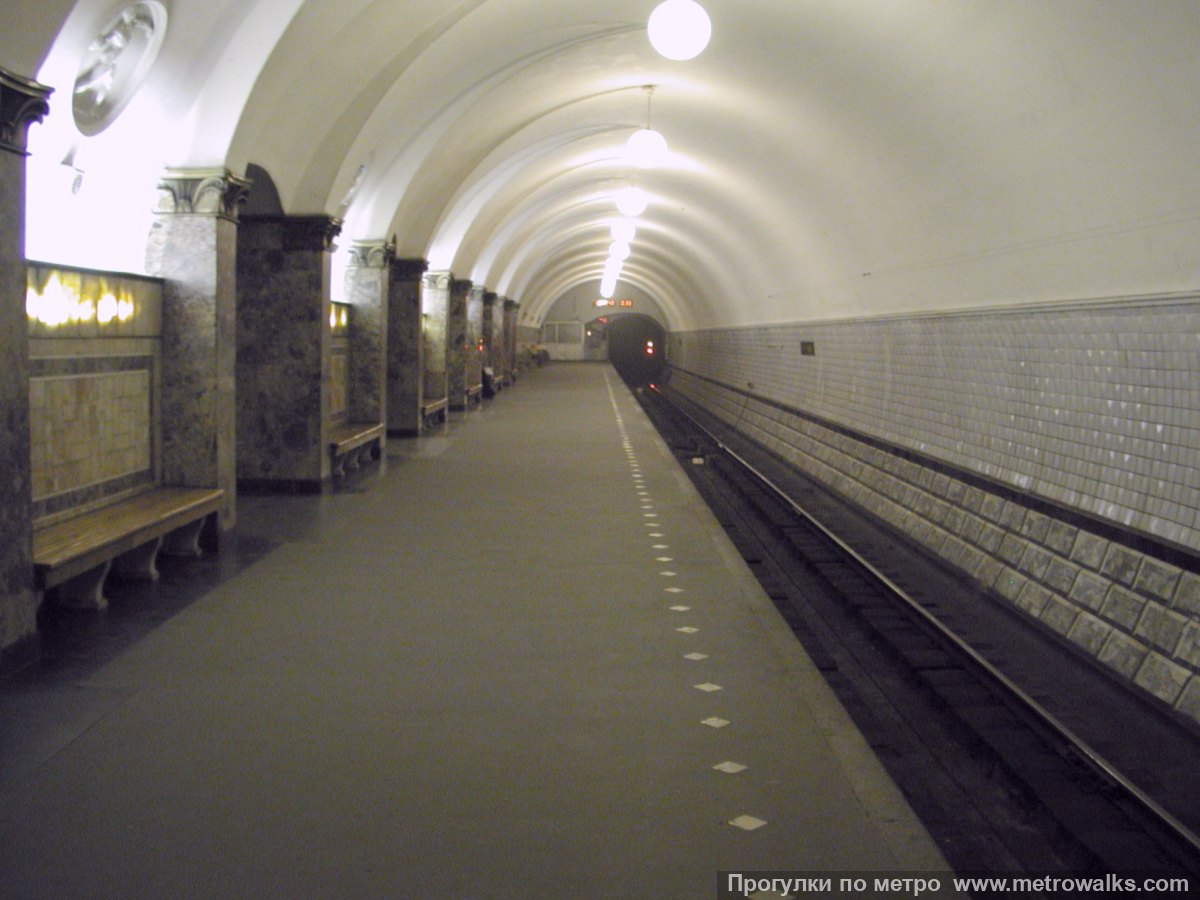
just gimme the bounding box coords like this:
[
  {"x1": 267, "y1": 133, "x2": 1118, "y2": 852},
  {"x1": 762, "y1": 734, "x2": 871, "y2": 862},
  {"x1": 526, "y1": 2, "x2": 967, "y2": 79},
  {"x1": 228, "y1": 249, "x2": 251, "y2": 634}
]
[
  {"x1": 451, "y1": 278, "x2": 473, "y2": 295},
  {"x1": 243, "y1": 214, "x2": 342, "y2": 252},
  {"x1": 390, "y1": 257, "x2": 428, "y2": 282},
  {"x1": 347, "y1": 239, "x2": 396, "y2": 269},
  {"x1": 423, "y1": 270, "x2": 453, "y2": 292},
  {"x1": 155, "y1": 169, "x2": 252, "y2": 221},
  {"x1": 0, "y1": 67, "x2": 52, "y2": 156},
  {"x1": 503, "y1": 299, "x2": 519, "y2": 311}
]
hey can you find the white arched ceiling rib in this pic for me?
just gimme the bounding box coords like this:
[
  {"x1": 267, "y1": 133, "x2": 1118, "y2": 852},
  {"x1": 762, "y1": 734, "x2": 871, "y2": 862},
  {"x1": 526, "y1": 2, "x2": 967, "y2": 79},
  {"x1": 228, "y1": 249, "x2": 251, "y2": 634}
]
[
  {"x1": 426, "y1": 123, "x2": 636, "y2": 271},
  {"x1": 330, "y1": 28, "x2": 637, "y2": 252},
  {"x1": 502, "y1": 212, "x2": 716, "y2": 329},
  {"x1": 478, "y1": 151, "x2": 790, "y2": 328},
  {"x1": 510, "y1": 237, "x2": 710, "y2": 329},
  {"x1": 490, "y1": 200, "x2": 714, "y2": 324},
  {"x1": 521, "y1": 257, "x2": 695, "y2": 332},
  {"x1": 375, "y1": 24, "x2": 649, "y2": 255},
  {"x1": 490, "y1": 214, "x2": 705, "y2": 332},
  {"x1": 227, "y1": 0, "x2": 491, "y2": 209},
  {"x1": 164, "y1": 0, "x2": 309, "y2": 167},
  {"x1": 421, "y1": 105, "x2": 779, "y2": 328}
]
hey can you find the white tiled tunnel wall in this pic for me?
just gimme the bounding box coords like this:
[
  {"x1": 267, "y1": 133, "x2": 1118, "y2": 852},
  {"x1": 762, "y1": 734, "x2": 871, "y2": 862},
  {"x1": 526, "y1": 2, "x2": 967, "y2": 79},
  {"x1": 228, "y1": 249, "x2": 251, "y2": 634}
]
[
  {"x1": 670, "y1": 299, "x2": 1200, "y2": 549},
  {"x1": 664, "y1": 296, "x2": 1200, "y2": 725}
]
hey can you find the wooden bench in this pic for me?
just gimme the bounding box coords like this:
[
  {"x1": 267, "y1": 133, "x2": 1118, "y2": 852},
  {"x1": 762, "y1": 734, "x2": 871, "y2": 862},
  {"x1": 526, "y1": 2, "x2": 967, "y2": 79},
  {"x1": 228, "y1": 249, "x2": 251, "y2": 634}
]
[
  {"x1": 33, "y1": 487, "x2": 225, "y2": 610},
  {"x1": 420, "y1": 397, "x2": 448, "y2": 430},
  {"x1": 329, "y1": 422, "x2": 385, "y2": 476},
  {"x1": 466, "y1": 383, "x2": 483, "y2": 407}
]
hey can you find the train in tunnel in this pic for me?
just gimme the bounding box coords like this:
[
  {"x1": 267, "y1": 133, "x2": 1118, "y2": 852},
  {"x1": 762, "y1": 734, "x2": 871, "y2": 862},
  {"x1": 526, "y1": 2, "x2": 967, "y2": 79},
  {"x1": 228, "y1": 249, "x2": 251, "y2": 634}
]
[{"x1": 588, "y1": 313, "x2": 666, "y2": 387}]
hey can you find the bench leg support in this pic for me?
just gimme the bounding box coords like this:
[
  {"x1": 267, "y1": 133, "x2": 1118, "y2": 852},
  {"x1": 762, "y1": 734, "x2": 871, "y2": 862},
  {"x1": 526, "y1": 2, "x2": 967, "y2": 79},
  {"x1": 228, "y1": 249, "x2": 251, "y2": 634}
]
[
  {"x1": 52, "y1": 561, "x2": 111, "y2": 610},
  {"x1": 112, "y1": 536, "x2": 163, "y2": 582},
  {"x1": 162, "y1": 517, "x2": 207, "y2": 558}
]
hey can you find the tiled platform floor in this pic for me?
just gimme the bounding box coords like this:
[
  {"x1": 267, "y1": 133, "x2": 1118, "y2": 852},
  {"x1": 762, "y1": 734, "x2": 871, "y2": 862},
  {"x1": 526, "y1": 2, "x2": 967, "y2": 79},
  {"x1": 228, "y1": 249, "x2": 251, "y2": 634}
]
[{"x1": 0, "y1": 364, "x2": 946, "y2": 898}]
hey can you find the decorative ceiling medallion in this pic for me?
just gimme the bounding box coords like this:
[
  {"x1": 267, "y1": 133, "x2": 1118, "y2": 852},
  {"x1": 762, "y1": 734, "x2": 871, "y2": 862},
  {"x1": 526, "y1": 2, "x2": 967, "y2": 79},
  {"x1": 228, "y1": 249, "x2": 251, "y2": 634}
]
[{"x1": 72, "y1": 2, "x2": 167, "y2": 136}]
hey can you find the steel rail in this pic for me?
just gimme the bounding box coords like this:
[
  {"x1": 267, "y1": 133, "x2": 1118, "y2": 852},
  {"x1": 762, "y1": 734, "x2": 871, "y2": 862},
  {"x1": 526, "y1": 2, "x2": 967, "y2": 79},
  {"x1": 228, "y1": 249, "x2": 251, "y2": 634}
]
[{"x1": 647, "y1": 384, "x2": 1200, "y2": 859}]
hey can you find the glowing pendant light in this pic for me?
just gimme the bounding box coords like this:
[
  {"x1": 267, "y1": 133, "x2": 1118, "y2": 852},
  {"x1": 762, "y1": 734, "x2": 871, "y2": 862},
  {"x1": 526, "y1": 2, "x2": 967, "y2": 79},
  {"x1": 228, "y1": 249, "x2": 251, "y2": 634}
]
[
  {"x1": 615, "y1": 186, "x2": 648, "y2": 217},
  {"x1": 626, "y1": 128, "x2": 668, "y2": 169},
  {"x1": 610, "y1": 219, "x2": 637, "y2": 243},
  {"x1": 608, "y1": 241, "x2": 632, "y2": 262},
  {"x1": 626, "y1": 85, "x2": 668, "y2": 169},
  {"x1": 648, "y1": 0, "x2": 712, "y2": 61}
]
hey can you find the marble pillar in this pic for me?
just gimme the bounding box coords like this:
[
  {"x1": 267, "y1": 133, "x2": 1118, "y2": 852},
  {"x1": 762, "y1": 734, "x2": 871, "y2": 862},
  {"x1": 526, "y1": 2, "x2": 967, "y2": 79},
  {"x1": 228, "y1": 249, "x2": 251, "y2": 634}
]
[
  {"x1": 467, "y1": 286, "x2": 484, "y2": 395},
  {"x1": 236, "y1": 214, "x2": 341, "y2": 491},
  {"x1": 482, "y1": 291, "x2": 498, "y2": 377},
  {"x1": 422, "y1": 270, "x2": 450, "y2": 406},
  {"x1": 344, "y1": 240, "x2": 392, "y2": 435},
  {"x1": 0, "y1": 67, "x2": 50, "y2": 662},
  {"x1": 503, "y1": 299, "x2": 519, "y2": 383},
  {"x1": 447, "y1": 278, "x2": 471, "y2": 411},
  {"x1": 386, "y1": 258, "x2": 426, "y2": 436},
  {"x1": 146, "y1": 169, "x2": 250, "y2": 529}
]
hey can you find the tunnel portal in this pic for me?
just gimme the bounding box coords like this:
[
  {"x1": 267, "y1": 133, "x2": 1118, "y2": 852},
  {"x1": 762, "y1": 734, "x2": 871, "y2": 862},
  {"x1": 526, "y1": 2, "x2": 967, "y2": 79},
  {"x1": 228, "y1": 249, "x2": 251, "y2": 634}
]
[{"x1": 590, "y1": 313, "x2": 666, "y2": 387}]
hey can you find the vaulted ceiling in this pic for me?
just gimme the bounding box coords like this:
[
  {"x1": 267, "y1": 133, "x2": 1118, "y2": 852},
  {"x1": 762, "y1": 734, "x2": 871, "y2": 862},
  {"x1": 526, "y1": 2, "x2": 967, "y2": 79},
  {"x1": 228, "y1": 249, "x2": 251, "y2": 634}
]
[{"x1": 9, "y1": 1, "x2": 1200, "y2": 331}]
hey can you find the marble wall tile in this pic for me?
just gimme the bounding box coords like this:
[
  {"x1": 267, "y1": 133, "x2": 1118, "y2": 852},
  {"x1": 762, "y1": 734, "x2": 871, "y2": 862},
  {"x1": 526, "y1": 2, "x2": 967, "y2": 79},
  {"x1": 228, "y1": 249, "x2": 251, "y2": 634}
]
[
  {"x1": 447, "y1": 279, "x2": 470, "y2": 409},
  {"x1": 236, "y1": 215, "x2": 336, "y2": 486},
  {"x1": 0, "y1": 149, "x2": 34, "y2": 653},
  {"x1": 467, "y1": 287, "x2": 484, "y2": 390},
  {"x1": 344, "y1": 247, "x2": 389, "y2": 427},
  {"x1": 387, "y1": 259, "x2": 425, "y2": 436},
  {"x1": 0, "y1": 67, "x2": 49, "y2": 657},
  {"x1": 145, "y1": 202, "x2": 239, "y2": 526},
  {"x1": 482, "y1": 293, "x2": 498, "y2": 372},
  {"x1": 503, "y1": 300, "x2": 519, "y2": 380},
  {"x1": 422, "y1": 271, "x2": 449, "y2": 403}
]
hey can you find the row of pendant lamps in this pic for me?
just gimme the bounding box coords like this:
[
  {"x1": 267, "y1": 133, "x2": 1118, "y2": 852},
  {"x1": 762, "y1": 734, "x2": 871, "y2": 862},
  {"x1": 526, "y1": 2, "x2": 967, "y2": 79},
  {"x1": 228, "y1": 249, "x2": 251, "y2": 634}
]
[{"x1": 601, "y1": 0, "x2": 711, "y2": 298}]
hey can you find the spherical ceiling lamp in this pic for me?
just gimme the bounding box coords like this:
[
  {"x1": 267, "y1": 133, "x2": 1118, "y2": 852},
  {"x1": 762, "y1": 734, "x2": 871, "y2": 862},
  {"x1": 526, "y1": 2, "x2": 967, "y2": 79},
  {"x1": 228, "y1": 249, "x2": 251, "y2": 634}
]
[
  {"x1": 611, "y1": 219, "x2": 637, "y2": 243},
  {"x1": 600, "y1": 277, "x2": 617, "y2": 299},
  {"x1": 614, "y1": 186, "x2": 648, "y2": 218},
  {"x1": 648, "y1": 0, "x2": 712, "y2": 61},
  {"x1": 626, "y1": 127, "x2": 668, "y2": 169}
]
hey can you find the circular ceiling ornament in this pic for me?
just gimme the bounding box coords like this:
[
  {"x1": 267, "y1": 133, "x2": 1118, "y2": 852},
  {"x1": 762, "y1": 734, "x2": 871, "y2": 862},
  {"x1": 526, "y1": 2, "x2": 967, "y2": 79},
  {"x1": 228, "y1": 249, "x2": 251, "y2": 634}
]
[
  {"x1": 72, "y1": 2, "x2": 168, "y2": 136},
  {"x1": 647, "y1": 0, "x2": 712, "y2": 62}
]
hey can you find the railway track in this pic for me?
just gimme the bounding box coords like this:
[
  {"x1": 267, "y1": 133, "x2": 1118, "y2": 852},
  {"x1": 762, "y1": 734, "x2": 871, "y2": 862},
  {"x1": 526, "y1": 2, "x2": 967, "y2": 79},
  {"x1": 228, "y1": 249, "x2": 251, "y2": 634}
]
[{"x1": 638, "y1": 383, "x2": 1200, "y2": 880}]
